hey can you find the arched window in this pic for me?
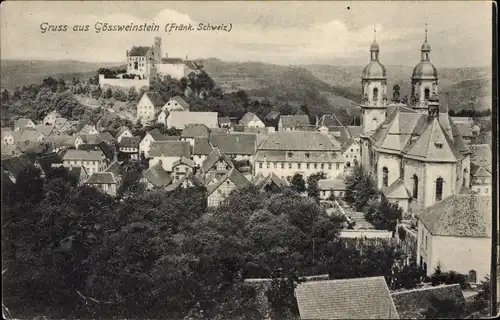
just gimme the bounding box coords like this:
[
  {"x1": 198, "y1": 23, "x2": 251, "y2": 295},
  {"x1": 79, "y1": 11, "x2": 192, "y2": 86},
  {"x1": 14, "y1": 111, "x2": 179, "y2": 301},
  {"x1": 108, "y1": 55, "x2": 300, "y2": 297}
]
[
  {"x1": 424, "y1": 88, "x2": 430, "y2": 100},
  {"x1": 382, "y1": 167, "x2": 389, "y2": 187},
  {"x1": 373, "y1": 87, "x2": 379, "y2": 101},
  {"x1": 412, "y1": 175, "x2": 419, "y2": 199},
  {"x1": 463, "y1": 168, "x2": 468, "y2": 187},
  {"x1": 435, "y1": 177, "x2": 444, "y2": 201},
  {"x1": 346, "y1": 161, "x2": 351, "y2": 168},
  {"x1": 468, "y1": 270, "x2": 477, "y2": 283}
]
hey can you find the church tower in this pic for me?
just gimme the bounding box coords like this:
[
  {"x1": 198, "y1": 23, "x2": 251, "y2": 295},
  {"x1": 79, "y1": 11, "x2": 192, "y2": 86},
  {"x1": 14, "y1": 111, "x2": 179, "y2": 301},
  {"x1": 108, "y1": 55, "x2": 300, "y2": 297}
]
[
  {"x1": 410, "y1": 24, "x2": 438, "y2": 113},
  {"x1": 360, "y1": 27, "x2": 388, "y2": 135}
]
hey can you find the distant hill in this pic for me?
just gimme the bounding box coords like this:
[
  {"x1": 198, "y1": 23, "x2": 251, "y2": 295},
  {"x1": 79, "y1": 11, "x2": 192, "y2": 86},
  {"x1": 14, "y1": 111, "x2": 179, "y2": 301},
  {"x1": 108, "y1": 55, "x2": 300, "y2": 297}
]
[{"x1": 1, "y1": 60, "x2": 123, "y2": 89}]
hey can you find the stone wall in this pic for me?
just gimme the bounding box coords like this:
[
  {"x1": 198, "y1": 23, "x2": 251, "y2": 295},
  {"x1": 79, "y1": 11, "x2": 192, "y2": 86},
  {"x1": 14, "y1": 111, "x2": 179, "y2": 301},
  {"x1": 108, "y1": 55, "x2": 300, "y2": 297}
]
[{"x1": 99, "y1": 74, "x2": 150, "y2": 89}]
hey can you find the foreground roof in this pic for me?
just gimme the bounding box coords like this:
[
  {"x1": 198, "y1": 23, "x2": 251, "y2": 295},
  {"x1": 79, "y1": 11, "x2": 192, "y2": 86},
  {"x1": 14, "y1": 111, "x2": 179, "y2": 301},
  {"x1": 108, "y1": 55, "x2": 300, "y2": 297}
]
[
  {"x1": 295, "y1": 277, "x2": 399, "y2": 319},
  {"x1": 206, "y1": 168, "x2": 251, "y2": 195},
  {"x1": 239, "y1": 112, "x2": 263, "y2": 126},
  {"x1": 279, "y1": 115, "x2": 310, "y2": 128},
  {"x1": 209, "y1": 133, "x2": 257, "y2": 155},
  {"x1": 391, "y1": 284, "x2": 465, "y2": 319},
  {"x1": 149, "y1": 141, "x2": 191, "y2": 158},
  {"x1": 418, "y1": 192, "x2": 491, "y2": 237},
  {"x1": 86, "y1": 172, "x2": 117, "y2": 184},
  {"x1": 258, "y1": 131, "x2": 342, "y2": 151},
  {"x1": 63, "y1": 150, "x2": 103, "y2": 161},
  {"x1": 142, "y1": 162, "x2": 172, "y2": 187}
]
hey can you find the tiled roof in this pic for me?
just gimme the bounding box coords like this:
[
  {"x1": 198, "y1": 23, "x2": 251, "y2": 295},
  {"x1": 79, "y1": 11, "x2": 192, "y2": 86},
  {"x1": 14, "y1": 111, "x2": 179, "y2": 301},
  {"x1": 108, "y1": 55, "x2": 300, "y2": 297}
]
[
  {"x1": 119, "y1": 136, "x2": 141, "y2": 148},
  {"x1": 63, "y1": 149, "x2": 103, "y2": 161},
  {"x1": 164, "y1": 172, "x2": 203, "y2": 191},
  {"x1": 218, "y1": 117, "x2": 231, "y2": 125},
  {"x1": 255, "y1": 172, "x2": 288, "y2": 190},
  {"x1": 470, "y1": 144, "x2": 491, "y2": 169},
  {"x1": 193, "y1": 137, "x2": 214, "y2": 155},
  {"x1": 168, "y1": 111, "x2": 219, "y2": 129},
  {"x1": 169, "y1": 96, "x2": 190, "y2": 109},
  {"x1": 162, "y1": 57, "x2": 184, "y2": 64},
  {"x1": 209, "y1": 133, "x2": 257, "y2": 155},
  {"x1": 317, "y1": 114, "x2": 343, "y2": 127},
  {"x1": 35, "y1": 124, "x2": 53, "y2": 136},
  {"x1": 279, "y1": 115, "x2": 310, "y2": 128},
  {"x1": 43, "y1": 135, "x2": 74, "y2": 148},
  {"x1": 172, "y1": 156, "x2": 195, "y2": 168},
  {"x1": 210, "y1": 127, "x2": 229, "y2": 134},
  {"x1": 14, "y1": 118, "x2": 33, "y2": 128},
  {"x1": 391, "y1": 284, "x2": 465, "y2": 319},
  {"x1": 382, "y1": 178, "x2": 411, "y2": 199},
  {"x1": 86, "y1": 172, "x2": 117, "y2": 184},
  {"x1": 80, "y1": 124, "x2": 97, "y2": 135},
  {"x1": 454, "y1": 122, "x2": 473, "y2": 138},
  {"x1": 142, "y1": 162, "x2": 172, "y2": 187},
  {"x1": 470, "y1": 163, "x2": 491, "y2": 178},
  {"x1": 16, "y1": 141, "x2": 47, "y2": 154},
  {"x1": 128, "y1": 46, "x2": 151, "y2": 56},
  {"x1": 255, "y1": 149, "x2": 345, "y2": 163},
  {"x1": 346, "y1": 126, "x2": 362, "y2": 138},
  {"x1": 149, "y1": 141, "x2": 191, "y2": 158},
  {"x1": 97, "y1": 141, "x2": 115, "y2": 160},
  {"x1": 18, "y1": 129, "x2": 44, "y2": 142},
  {"x1": 239, "y1": 112, "x2": 263, "y2": 126},
  {"x1": 181, "y1": 124, "x2": 211, "y2": 138},
  {"x1": 105, "y1": 161, "x2": 125, "y2": 177},
  {"x1": 326, "y1": 126, "x2": 351, "y2": 146},
  {"x1": 206, "y1": 168, "x2": 251, "y2": 195},
  {"x1": 318, "y1": 178, "x2": 346, "y2": 191},
  {"x1": 418, "y1": 192, "x2": 491, "y2": 237},
  {"x1": 35, "y1": 153, "x2": 63, "y2": 173},
  {"x1": 115, "y1": 126, "x2": 131, "y2": 138},
  {"x1": 295, "y1": 277, "x2": 399, "y2": 320},
  {"x1": 201, "y1": 147, "x2": 234, "y2": 173},
  {"x1": 147, "y1": 129, "x2": 180, "y2": 142},
  {"x1": 144, "y1": 92, "x2": 165, "y2": 107},
  {"x1": 1, "y1": 154, "x2": 34, "y2": 177},
  {"x1": 341, "y1": 137, "x2": 357, "y2": 153},
  {"x1": 264, "y1": 111, "x2": 280, "y2": 120},
  {"x1": 450, "y1": 116, "x2": 473, "y2": 124},
  {"x1": 258, "y1": 131, "x2": 342, "y2": 151},
  {"x1": 98, "y1": 132, "x2": 115, "y2": 142},
  {"x1": 79, "y1": 134, "x2": 101, "y2": 145}
]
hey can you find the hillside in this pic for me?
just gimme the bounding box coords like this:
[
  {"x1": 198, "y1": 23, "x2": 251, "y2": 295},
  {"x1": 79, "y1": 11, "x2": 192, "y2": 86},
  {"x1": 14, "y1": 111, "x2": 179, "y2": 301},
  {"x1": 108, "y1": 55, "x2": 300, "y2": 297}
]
[{"x1": 0, "y1": 60, "x2": 123, "y2": 89}]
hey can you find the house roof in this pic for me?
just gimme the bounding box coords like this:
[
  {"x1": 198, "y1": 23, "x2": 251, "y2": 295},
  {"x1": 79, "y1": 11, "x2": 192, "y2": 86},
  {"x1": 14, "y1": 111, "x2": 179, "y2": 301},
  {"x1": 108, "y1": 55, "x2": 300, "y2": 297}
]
[
  {"x1": 326, "y1": 126, "x2": 351, "y2": 146},
  {"x1": 43, "y1": 135, "x2": 74, "y2": 148},
  {"x1": 35, "y1": 124, "x2": 53, "y2": 136},
  {"x1": 119, "y1": 136, "x2": 141, "y2": 148},
  {"x1": 295, "y1": 277, "x2": 399, "y2": 320},
  {"x1": 454, "y1": 122, "x2": 473, "y2": 138},
  {"x1": 264, "y1": 111, "x2": 280, "y2": 120},
  {"x1": 14, "y1": 118, "x2": 33, "y2": 128},
  {"x1": 172, "y1": 156, "x2": 195, "y2": 168},
  {"x1": 16, "y1": 141, "x2": 47, "y2": 154},
  {"x1": 167, "y1": 111, "x2": 219, "y2": 129},
  {"x1": 86, "y1": 172, "x2": 117, "y2": 184},
  {"x1": 254, "y1": 172, "x2": 288, "y2": 190},
  {"x1": 418, "y1": 192, "x2": 491, "y2": 237},
  {"x1": 168, "y1": 96, "x2": 190, "y2": 109},
  {"x1": 206, "y1": 168, "x2": 251, "y2": 195},
  {"x1": 149, "y1": 141, "x2": 191, "y2": 158},
  {"x1": 391, "y1": 284, "x2": 465, "y2": 319},
  {"x1": 218, "y1": 117, "x2": 231, "y2": 125},
  {"x1": 128, "y1": 46, "x2": 151, "y2": 56},
  {"x1": 79, "y1": 124, "x2": 97, "y2": 135},
  {"x1": 147, "y1": 129, "x2": 180, "y2": 142},
  {"x1": 78, "y1": 134, "x2": 101, "y2": 145},
  {"x1": 35, "y1": 153, "x2": 63, "y2": 173},
  {"x1": 63, "y1": 149, "x2": 103, "y2": 161},
  {"x1": 470, "y1": 144, "x2": 491, "y2": 169},
  {"x1": 317, "y1": 114, "x2": 344, "y2": 127},
  {"x1": 382, "y1": 178, "x2": 411, "y2": 199},
  {"x1": 181, "y1": 123, "x2": 211, "y2": 138},
  {"x1": 162, "y1": 57, "x2": 184, "y2": 64},
  {"x1": 105, "y1": 161, "x2": 125, "y2": 177},
  {"x1": 164, "y1": 172, "x2": 203, "y2": 191},
  {"x1": 210, "y1": 127, "x2": 229, "y2": 134},
  {"x1": 201, "y1": 147, "x2": 234, "y2": 173},
  {"x1": 97, "y1": 141, "x2": 115, "y2": 160},
  {"x1": 318, "y1": 178, "x2": 346, "y2": 191},
  {"x1": 98, "y1": 132, "x2": 115, "y2": 142},
  {"x1": 142, "y1": 162, "x2": 173, "y2": 187},
  {"x1": 346, "y1": 126, "x2": 362, "y2": 138},
  {"x1": 209, "y1": 133, "x2": 257, "y2": 155},
  {"x1": 279, "y1": 115, "x2": 310, "y2": 128},
  {"x1": 470, "y1": 163, "x2": 491, "y2": 178},
  {"x1": 193, "y1": 137, "x2": 214, "y2": 155},
  {"x1": 143, "y1": 92, "x2": 165, "y2": 107},
  {"x1": 115, "y1": 126, "x2": 131, "y2": 138},
  {"x1": 239, "y1": 112, "x2": 263, "y2": 126},
  {"x1": 258, "y1": 131, "x2": 342, "y2": 151},
  {"x1": 1, "y1": 154, "x2": 34, "y2": 177}
]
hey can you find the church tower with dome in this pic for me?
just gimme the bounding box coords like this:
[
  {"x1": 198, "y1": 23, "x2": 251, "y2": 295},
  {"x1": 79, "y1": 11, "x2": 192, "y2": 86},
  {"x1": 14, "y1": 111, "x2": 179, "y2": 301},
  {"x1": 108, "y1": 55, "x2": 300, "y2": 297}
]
[
  {"x1": 360, "y1": 28, "x2": 388, "y2": 135},
  {"x1": 410, "y1": 24, "x2": 438, "y2": 113}
]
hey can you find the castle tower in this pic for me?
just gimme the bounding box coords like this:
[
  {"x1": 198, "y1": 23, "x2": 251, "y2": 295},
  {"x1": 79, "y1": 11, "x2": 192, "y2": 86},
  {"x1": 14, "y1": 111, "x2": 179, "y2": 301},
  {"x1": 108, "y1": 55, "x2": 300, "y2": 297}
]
[
  {"x1": 153, "y1": 37, "x2": 162, "y2": 64},
  {"x1": 410, "y1": 24, "x2": 438, "y2": 113},
  {"x1": 360, "y1": 27, "x2": 388, "y2": 135}
]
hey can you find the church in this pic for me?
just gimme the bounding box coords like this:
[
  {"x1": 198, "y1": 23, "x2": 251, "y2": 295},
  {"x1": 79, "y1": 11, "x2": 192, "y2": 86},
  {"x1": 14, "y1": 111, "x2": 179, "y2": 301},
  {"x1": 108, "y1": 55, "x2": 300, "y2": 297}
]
[{"x1": 359, "y1": 27, "x2": 472, "y2": 217}]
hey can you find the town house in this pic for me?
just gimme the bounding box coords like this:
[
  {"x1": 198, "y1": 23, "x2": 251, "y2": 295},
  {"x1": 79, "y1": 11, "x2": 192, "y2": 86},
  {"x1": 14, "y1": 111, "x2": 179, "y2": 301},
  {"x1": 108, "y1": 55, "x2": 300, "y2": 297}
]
[
  {"x1": 180, "y1": 124, "x2": 211, "y2": 147},
  {"x1": 42, "y1": 110, "x2": 61, "y2": 126},
  {"x1": 62, "y1": 149, "x2": 107, "y2": 175},
  {"x1": 141, "y1": 162, "x2": 173, "y2": 190},
  {"x1": 118, "y1": 136, "x2": 141, "y2": 161},
  {"x1": 171, "y1": 157, "x2": 196, "y2": 181},
  {"x1": 254, "y1": 131, "x2": 346, "y2": 182},
  {"x1": 85, "y1": 172, "x2": 119, "y2": 197},
  {"x1": 165, "y1": 111, "x2": 219, "y2": 129},
  {"x1": 206, "y1": 168, "x2": 251, "y2": 207},
  {"x1": 137, "y1": 92, "x2": 165, "y2": 123},
  {"x1": 192, "y1": 137, "x2": 214, "y2": 167},
  {"x1": 14, "y1": 118, "x2": 36, "y2": 131},
  {"x1": 238, "y1": 112, "x2": 265, "y2": 128},
  {"x1": 278, "y1": 115, "x2": 312, "y2": 131},
  {"x1": 162, "y1": 96, "x2": 190, "y2": 112},
  {"x1": 148, "y1": 140, "x2": 191, "y2": 172},
  {"x1": 139, "y1": 129, "x2": 179, "y2": 159},
  {"x1": 199, "y1": 147, "x2": 235, "y2": 183}
]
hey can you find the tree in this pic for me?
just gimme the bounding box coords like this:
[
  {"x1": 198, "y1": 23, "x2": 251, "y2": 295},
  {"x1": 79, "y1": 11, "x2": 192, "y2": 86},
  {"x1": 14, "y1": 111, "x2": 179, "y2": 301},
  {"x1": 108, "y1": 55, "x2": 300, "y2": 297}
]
[
  {"x1": 392, "y1": 84, "x2": 401, "y2": 102},
  {"x1": 128, "y1": 87, "x2": 138, "y2": 101},
  {"x1": 102, "y1": 88, "x2": 113, "y2": 99},
  {"x1": 470, "y1": 276, "x2": 491, "y2": 316},
  {"x1": 113, "y1": 88, "x2": 128, "y2": 102},
  {"x1": 91, "y1": 86, "x2": 102, "y2": 99},
  {"x1": 307, "y1": 172, "x2": 326, "y2": 200},
  {"x1": 424, "y1": 297, "x2": 465, "y2": 319},
  {"x1": 290, "y1": 173, "x2": 306, "y2": 193},
  {"x1": 2, "y1": 89, "x2": 10, "y2": 103}
]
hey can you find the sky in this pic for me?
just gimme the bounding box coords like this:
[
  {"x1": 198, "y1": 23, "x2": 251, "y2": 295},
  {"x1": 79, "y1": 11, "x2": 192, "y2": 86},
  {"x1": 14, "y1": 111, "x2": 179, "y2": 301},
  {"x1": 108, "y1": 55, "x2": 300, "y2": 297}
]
[{"x1": 0, "y1": 1, "x2": 493, "y2": 67}]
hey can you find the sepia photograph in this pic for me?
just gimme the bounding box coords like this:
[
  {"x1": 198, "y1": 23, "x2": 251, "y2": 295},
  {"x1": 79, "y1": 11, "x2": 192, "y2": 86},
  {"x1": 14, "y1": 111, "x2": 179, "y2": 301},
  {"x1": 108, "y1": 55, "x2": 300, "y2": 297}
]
[{"x1": 0, "y1": 1, "x2": 496, "y2": 319}]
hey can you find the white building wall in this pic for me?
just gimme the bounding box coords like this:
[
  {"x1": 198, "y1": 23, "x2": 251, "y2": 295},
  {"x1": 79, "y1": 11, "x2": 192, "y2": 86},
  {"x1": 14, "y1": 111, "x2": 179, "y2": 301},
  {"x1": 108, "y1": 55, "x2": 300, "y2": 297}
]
[
  {"x1": 157, "y1": 64, "x2": 188, "y2": 80},
  {"x1": 136, "y1": 95, "x2": 156, "y2": 123},
  {"x1": 424, "y1": 162, "x2": 455, "y2": 208},
  {"x1": 377, "y1": 152, "x2": 401, "y2": 189},
  {"x1": 246, "y1": 120, "x2": 266, "y2": 128},
  {"x1": 254, "y1": 160, "x2": 344, "y2": 182}
]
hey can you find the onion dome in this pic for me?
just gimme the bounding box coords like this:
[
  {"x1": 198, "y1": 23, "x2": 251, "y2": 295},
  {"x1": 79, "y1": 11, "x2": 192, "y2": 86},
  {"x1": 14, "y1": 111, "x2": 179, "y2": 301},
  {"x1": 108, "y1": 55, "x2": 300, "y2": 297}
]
[
  {"x1": 412, "y1": 60, "x2": 438, "y2": 80},
  {"x1": 362, "y1": 61, "x2": 387, "y2": 79},
  {"x1": 370, "y1": 40, "x2": 380, "y2": 51}
]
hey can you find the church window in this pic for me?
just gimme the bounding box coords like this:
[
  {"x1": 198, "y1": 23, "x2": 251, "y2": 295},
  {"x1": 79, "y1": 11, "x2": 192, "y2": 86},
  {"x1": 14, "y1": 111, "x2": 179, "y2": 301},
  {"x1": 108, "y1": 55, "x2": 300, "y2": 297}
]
[
  {"x1": 463, "y1": 168, "x2": 468, "y2": 187},
  {"x1": 336, "y1": 163, "x2": 340, "y2": 170},
  {"x1": 373, "y1": 87, "x2": 379, "y2": 101},
  {"x1": 435, "y1": 177, "x2": 444, "y2": 201},
  {"x1": 412, "y1": 175, "x2": 419, "y2": 199},
  {"x1": 424, "y1": 88, "x2": 430, "y2": 100},
  {"x1": 468, "y1": 270, "x2": 477, "y2": 283},
  {"x1": 382, "y1": 167, "x2": 389, "y2": 187},
  {"x1": 435, "y1": 143, "x2": 443, "y2": 149},
  {"x1": 134, "y1": 62, "x2": 138, "y2": 70},
  {"x1": 305, "y1": 152, "x2": 310, "y2": 158}
]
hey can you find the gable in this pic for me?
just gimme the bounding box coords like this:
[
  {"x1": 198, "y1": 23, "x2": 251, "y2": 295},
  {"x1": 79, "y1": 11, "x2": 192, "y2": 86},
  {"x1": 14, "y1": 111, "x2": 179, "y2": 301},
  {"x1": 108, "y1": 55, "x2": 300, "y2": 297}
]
[{"x1": 406, "y1": 119, "x2": 458, "y2": 162}]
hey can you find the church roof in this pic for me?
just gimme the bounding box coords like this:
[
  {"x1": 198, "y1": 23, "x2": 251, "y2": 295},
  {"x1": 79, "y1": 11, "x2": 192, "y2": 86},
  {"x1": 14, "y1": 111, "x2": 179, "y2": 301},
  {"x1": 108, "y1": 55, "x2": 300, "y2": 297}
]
[
  {"x1": 412, "y1": 60, "x2": 437, "y2": 79},
  {"x1": 362, "y1": 61, "x2": 387, "y2": 79},
  {"x1": 382, "y1": 179, "x2": 411, "y2": 199}
]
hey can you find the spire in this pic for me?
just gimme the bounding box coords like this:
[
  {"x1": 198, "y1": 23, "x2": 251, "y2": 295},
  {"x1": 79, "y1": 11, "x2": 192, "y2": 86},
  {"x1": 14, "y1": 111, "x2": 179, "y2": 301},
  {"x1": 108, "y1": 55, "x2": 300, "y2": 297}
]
[
  {"x1": 420, "y1": 21, "x2": 431, "y2": 60},
  {"x1": 374, "y1": 24, "x2": 377, "y2": 42},
  {"x1": 370, "y1": 24, "x2": 380, "y2": 60},
  {"x1": 425, "y1": 22, "x2": 428, "y2": 42}
]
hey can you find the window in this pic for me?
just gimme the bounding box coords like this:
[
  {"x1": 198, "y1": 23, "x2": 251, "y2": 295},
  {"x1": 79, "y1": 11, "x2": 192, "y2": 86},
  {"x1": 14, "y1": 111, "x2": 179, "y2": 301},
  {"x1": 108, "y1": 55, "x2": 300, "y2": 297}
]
[
  {"x1": 412, "y1": 175, "x2": 419, "y2": 199},
  {"x1": 289, "y1": 163, "x2": 292, "y2": 169},
  {"x1": 297, "y1": 163, "x2": 301, "y2": 169},
  {"x1": 435, "y1": 177, "x2": 444, "y2": 201},
  {"x1": 305, "y1": 152, "x2": 310, "y2": 158},
  {"x1": 468, "y1": 270, "x2": 477, "y2": 283},
  {"x1": 274, "y1": 163, "x2": 277, "y2": 169},
  {"x1": 288, "y1": 152, "x2": 293, "y2": 157},
  {"x1": 382, "y1": 167, "x2": 389, "y2": 187},
  {"x1": 328, "y1": 164, "x2": 332, "y2": 170},
  {"x1": 373, "y1": 87, "x2": 379, "y2": 101},
  {"x1": 321, "y1": 164, "x2": 324, "y2": 170},
  {"x1": 463, "y1": 168, "x2": 468, "y2": 187},
  {"x1": 485, "y1": 188, "x2": 488, "y2": 194},
  {"x1": 267, "y1": 163, "x2": 270, "y2": 169},
  {"x1": 134, "y1": 62, "x2": 138, "y2": 70},
  {"x1": 306, "y1": 163, "x2": 310, "y2": 169},
  {"x1": 435, "y1": 143, "x2": 443, "y2": 149},
  {"x1": 346, "y1": 162, "x2": 351, "y2": 168},
  {"x1": 425, "y1": 235, "x2": 428, "y2": 248},
  {"x1": 336, "y1": 163, "x2": 340, "y2": 170},
  {"x1": 259, "y1": 162, "x2": 262, "y2": 169},
  {"x1": 351, "y1": 148, "x2": 353, "y2": 152},
  {"x1": 314, "y1": 164, "x2": 318, "y2": 169},
  {"x1": 424, "y1": 88, "x2": 430, "y2": 100},
  {"x1": 281, "y1": 163, "x2": 285, "y2": 169}
]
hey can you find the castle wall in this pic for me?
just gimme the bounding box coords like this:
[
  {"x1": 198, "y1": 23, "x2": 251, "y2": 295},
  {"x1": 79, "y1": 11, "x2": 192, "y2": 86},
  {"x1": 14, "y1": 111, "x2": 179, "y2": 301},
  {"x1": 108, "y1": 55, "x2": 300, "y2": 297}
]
[
  {"x1": 157, "y1": 64, "x2": 188, "y2": 80},
  {"x1": 99, "y1": 74, "x2": 149, "y2": 89}
]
